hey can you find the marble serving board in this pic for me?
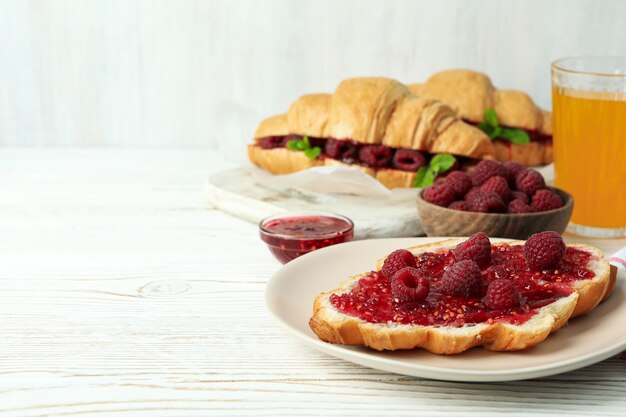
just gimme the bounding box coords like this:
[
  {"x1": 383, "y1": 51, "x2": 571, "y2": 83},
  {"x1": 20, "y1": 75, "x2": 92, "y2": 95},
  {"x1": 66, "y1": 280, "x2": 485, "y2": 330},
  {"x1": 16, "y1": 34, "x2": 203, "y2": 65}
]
[{"x1": 206, "y1": 167, "x2": 424, "y2": 239}]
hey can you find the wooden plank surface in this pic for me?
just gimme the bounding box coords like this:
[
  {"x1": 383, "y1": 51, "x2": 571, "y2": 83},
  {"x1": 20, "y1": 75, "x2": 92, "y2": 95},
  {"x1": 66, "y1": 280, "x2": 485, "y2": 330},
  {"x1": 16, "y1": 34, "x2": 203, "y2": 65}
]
[{"x1": 0, "y1": 149, "x2": 625, "y2": 416}]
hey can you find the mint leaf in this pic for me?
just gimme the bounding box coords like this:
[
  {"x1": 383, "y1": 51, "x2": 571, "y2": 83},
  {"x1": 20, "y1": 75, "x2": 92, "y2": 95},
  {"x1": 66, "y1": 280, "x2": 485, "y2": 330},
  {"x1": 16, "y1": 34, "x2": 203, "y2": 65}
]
[
  {"x1": 477, "y1": 122, "x2": 497, "y2": 139},
  {"x1": 485, "y1": 108, "x2": 498, "y2": 127},
  {"x1": 499, "y1": 128, "x2": 530, "y2": 145},
  {"x1": 287, "y1": 136, "x2": 321, "y2": 158},
  {"x1": 478, "y1": 109, "x2": 508, "y2": 141},
  {"x1": 429, "y1": 154, "x2": 456, "y2": 174},
  {"x1": 477, "y1": 121, "x2": 490, "y2": 131},
  {"x1": 478, "y1": 124, "x2": 503, "y2": 140},
  {"x1": 304, "y1": 146, "x2": 321, "y2": 160},
  {"x1": 413, "y1": 167, "x2": 435, "y2": 188}
]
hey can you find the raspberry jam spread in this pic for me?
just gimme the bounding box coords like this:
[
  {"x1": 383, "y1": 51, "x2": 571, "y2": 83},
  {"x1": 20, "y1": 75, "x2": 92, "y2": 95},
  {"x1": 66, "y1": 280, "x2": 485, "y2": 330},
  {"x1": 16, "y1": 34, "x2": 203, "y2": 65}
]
[
  {"x1": 259, "y1": 212, "x2": 354, "y2": 264},
  {"x1": 329, "y1": 245, "x2": 596, "y2": 327}
]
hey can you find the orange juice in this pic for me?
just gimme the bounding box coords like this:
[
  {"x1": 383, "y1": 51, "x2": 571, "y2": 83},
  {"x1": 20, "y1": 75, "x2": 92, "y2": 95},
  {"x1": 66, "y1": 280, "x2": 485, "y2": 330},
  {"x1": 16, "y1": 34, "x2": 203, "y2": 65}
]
[{"x1": 552, "y1": 87, "x2": 626, "y2": 229}]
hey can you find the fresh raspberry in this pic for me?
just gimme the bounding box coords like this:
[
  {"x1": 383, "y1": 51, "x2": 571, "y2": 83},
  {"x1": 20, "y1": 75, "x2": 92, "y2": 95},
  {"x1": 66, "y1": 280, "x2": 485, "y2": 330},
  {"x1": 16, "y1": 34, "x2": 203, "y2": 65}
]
[
  {"x1": 422, "y1": 184, "x2": 456, "y2": 207},
  {"x1": 480, "y1": 176, "x2": 512, "y2": 202},
  {"x1": 467, "y1": 190, "x2": 506, "y2": 213},
  {"x1": 503, "y1": 161, "x2": 526, "y2": 185},
  {"x1": 380, "y1": 249, "x2": 417, "y2": 279},
  {"x1": 508, "y1": 198, "x2": 534, "y2": 213},
  {"x1": 484, "y1": 280, "x2": 521, "y2": 309},
  {"x1": 391, "y1": 149, "x2": 426, "y2": 172},
  {"x1": 448, "y1": 201, "x2": 470, "y2": 211},
  {"x1": 444, "y1": 171, "x2": 472, "y2": 197},
  {"x1": 359, "y1": 145, "x2": 392, "y2": 168},
  {"x1": 524, "y1": 231, "x2": 566, "y2": 270},
  {"x1": 511, "y1": 191, "x2": 529, "y2": 204},
  {"x1": 441, "y1": 260, "x2": 483, "y2": 298},
  {"x1": 325, "y1": 139, "x2": 358, "y2": 163},
  {"x1": 470, "y1": 160, "x2": 509, "y2": 186},
  {"x1": 515, "y1": 169, "x2": 545, "y2": 196},
  {"x1": 454, "y1": 232, "x2": 492, "y2": 268},
  {"x1": 531, "y1": 189, "x2": 563, "y2": 212},
  {"x1": 259, "y1": 136, "x2": 288, "y2": 149},
  {"x1": 464, "y1": 187, "x2": 482, "y2": 202},
  {"x1": 390, "y1": 267, "x2": 430, "y2": 301}
]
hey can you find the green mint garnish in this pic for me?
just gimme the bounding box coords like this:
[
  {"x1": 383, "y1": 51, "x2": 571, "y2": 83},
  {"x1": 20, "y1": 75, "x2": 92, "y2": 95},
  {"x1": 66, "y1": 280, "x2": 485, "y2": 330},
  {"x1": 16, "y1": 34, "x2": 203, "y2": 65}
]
[
  {"x1": 286, "y1": 135, "x2": 322, "y2": 160},
  {"x1": 286, "y1": 140, "x2": 302, "y2": 151},
  {"x1": 413, "y1": 166, "x2": 434, "y2": 188},
  {"x1": 429, "y1": 154, "x2": 456, "y2": 174},
  {"x1": 304, "y1": 147, "x2": 321, "y2": 159},
  {"x1": 477, "y1": 108, "x2": 530, "y2": 145},
  {"x1": 484, "y1": 108, "x2": 499, "y2": 127},
  {"x1": 413, "y1": 153, "x2": 457, "y2": 188},
  {"x1": 498, "y1": 127, "x2": 530, "y2": 145}
]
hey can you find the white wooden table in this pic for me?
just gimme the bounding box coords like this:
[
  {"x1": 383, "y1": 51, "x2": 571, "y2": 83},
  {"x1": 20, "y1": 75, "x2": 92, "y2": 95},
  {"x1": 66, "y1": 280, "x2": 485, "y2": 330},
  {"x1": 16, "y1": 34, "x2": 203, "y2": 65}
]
[{"x1": 1, "y1": 149, "x2": 625, "y2": 417}]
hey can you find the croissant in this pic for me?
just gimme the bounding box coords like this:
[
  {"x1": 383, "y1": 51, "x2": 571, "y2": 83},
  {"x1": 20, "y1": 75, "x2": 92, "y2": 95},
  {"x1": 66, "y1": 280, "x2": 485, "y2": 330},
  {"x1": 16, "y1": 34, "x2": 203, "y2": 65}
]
[
  {"x1": 248, "y1": 77, "x2": 494, "y2": 189},
  {"x1": 408, "y1": 70, "x2": 552, "y2": 166}
]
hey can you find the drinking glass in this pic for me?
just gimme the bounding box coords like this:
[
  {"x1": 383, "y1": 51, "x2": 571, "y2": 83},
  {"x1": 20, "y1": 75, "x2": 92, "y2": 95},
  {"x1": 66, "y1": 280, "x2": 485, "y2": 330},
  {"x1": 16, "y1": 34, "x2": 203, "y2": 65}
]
[{"x1": 551, "y1": 57, "x2": 626, "y2": 237}]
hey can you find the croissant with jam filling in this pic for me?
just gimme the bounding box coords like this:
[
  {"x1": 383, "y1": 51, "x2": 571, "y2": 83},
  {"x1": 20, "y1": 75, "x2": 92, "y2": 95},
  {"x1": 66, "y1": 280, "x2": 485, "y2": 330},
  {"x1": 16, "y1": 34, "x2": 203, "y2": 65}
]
[
  {"x1": 409, "y1": 69, "x2": 553, "y2": 166},
  {"x1": 248, "y1": 77, "x2": 494, "y2": 189}
]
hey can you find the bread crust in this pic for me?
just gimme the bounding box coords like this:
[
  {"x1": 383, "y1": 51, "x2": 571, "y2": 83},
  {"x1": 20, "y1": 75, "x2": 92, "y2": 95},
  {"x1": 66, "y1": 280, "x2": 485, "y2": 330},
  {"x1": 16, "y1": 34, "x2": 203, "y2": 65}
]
[
  {"x1": 493, "y1": 140, "x2": 553, "y2": 165},
  {"x1": 286, "y1": 94, "x2": 331, "y2": 138},
  {"x1": 309, "y1": 239, "x2": 611, "y2": 353},
  {"x1": 327, "y1": 77, "x2": 409, "y2": 144},
  {"x1": 408, "y1": 69, "x2": 552, "y2": 136},
  {"x1": 567, "y1": 244, "x2": 611, "y2": 317},
  {"x1": 247, "y1": 145, "x2": 323, "y2": 174},
  {"x1": 375, "y1": 169, "x2": 416, "y2": 189},
  {"x1": 409, "y1": 71, "x2": 495, "y2": 123},
  {"x1": 254, "y1": 115, "x2": 289, "y2": 138}
]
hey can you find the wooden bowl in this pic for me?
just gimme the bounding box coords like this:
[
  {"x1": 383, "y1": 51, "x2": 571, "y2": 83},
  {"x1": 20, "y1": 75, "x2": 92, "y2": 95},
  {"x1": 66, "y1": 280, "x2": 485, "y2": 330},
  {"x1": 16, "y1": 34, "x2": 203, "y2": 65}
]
[{"x1": 416, "y1": 187, "x2": 574, "y2": 239}]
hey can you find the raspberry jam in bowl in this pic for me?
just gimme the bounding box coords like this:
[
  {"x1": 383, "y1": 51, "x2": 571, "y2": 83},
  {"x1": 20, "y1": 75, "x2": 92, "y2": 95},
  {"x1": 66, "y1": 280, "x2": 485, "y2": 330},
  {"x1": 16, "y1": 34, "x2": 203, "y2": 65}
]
[{"x1": 259, "y1": 211, "x2": 354, "y2": 263}]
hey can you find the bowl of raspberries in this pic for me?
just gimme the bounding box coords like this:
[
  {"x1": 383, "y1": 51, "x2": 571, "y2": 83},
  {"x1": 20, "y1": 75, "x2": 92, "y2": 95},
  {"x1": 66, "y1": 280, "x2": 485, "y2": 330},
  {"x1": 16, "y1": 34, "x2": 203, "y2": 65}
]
[{"x1": 416, "y1": 160, "x2": 573, "y2": 239}]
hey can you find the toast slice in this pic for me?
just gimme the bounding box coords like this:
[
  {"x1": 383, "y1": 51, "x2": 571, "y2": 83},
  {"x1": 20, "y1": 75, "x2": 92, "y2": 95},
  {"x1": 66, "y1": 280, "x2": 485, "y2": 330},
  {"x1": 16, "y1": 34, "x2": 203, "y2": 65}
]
[{"x1": 309, "y1": 239, "x2": 611, "y2": 354}]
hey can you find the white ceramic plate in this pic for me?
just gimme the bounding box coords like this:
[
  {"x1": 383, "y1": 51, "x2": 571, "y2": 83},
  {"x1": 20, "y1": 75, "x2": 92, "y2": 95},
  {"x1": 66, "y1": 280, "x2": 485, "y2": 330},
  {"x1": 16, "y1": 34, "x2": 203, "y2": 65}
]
[{"x1": 265, "y1": 237, "x2": 626, "y2": 382}]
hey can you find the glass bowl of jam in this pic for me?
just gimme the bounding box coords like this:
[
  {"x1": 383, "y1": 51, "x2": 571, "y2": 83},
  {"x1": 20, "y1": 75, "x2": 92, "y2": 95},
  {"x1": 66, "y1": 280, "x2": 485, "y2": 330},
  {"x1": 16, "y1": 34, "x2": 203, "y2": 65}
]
[{"x1": 259, "y1": 211, "x2": 354, "y2": 264}]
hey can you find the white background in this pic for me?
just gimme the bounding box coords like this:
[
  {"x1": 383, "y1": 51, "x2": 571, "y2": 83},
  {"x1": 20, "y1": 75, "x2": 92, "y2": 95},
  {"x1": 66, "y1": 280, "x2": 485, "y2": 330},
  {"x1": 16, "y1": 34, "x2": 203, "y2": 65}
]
[{"x1": 1, "y1": 0, "x2": 625, "y2": 153}]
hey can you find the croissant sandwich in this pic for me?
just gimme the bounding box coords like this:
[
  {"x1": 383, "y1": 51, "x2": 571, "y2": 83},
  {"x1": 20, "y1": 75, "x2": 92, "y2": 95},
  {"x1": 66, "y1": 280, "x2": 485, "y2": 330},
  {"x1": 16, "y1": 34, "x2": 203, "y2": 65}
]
[
  {"x1": 248, "y1": 77, "x2": 495, "y2": 189},
  {"x1": 409, "y1": 70, "x2": 552, "y2": 166}
]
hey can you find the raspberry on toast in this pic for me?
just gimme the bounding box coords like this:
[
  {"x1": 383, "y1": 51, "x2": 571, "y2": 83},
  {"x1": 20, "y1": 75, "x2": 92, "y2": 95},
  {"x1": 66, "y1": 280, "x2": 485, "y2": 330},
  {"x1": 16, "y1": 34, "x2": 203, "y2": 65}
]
[{"x1": 309, "y1": 238, "x2": 611, "y2": 354}]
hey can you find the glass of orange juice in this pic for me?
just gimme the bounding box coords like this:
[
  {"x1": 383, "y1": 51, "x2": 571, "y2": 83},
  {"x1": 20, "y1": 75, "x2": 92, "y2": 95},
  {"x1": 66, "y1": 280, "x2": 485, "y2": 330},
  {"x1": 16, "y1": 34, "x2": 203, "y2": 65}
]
[{"x1": 552, "y1": 57, "x2": 626, "y2": 237}]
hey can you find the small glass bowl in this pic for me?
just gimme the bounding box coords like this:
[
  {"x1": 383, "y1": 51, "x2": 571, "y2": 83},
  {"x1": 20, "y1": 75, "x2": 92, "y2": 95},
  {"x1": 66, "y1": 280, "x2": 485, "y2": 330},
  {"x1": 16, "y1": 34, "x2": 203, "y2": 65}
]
[{"x1": 259, "y1": 211, "x2": 354, "y2": 264}]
